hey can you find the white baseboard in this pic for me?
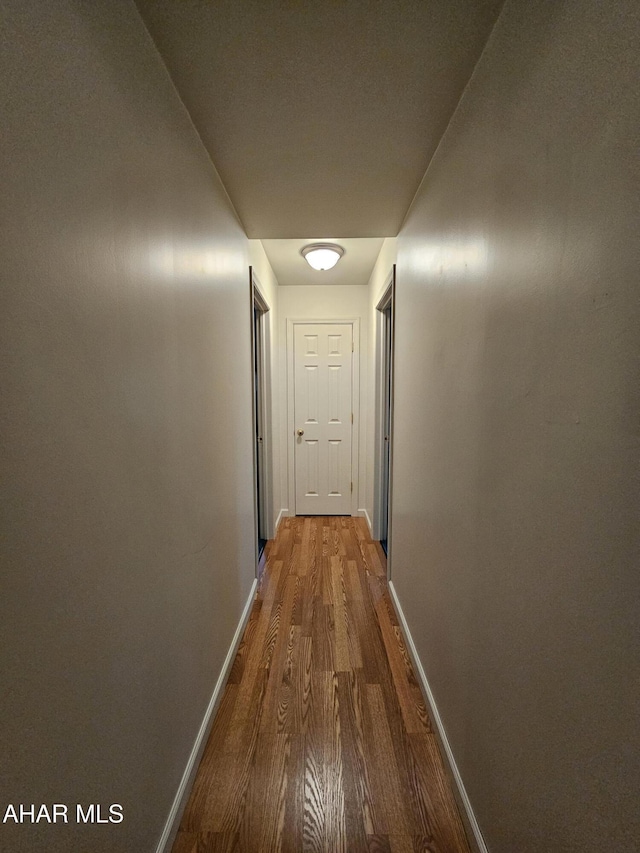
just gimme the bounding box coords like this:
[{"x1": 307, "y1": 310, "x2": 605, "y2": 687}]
[
  {"x1": 388, "y1": 581, "x2": 488, "y2": 853},
  {"x1": 275, "y1": 508, "x2": 288, "y2": 531},
  {"x1": 156, "y1": 578, "x2": 258, "y2": 853},
  {"x1": 357, "y1": 508, "x2": 373, "y2": 537}
]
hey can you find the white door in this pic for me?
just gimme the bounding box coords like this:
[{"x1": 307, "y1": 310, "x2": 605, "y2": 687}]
[{"x1": 294, "y1": 323, "x2": 353, "y2": 515}]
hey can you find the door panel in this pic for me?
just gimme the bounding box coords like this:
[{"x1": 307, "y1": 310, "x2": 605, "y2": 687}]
[{"x1": 294, "y1": 323, "x2": 353, "y2": 514}]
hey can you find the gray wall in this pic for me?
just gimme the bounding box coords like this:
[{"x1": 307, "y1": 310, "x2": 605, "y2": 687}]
[
  {"x1": 0, "y1": 2, "x2": 254, "y2": 851},
  {"x1": 392, "y1": 1, "x2": 639, "y2": 850}
]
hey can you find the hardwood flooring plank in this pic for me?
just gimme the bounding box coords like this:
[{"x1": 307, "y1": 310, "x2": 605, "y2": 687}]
[
  {"x1": 283, "y1": 733, "x2": 305, "y2": 852},
  {"x1": 407, "y1": 734, "x2": 471, "y2": 853},
  {"x1": 272, "y1": 527, "x2": 291, "y2": 559},
  {"x1": 282, "y1": 624, "x2": 300, "y2": 692},
  {"x1": 201, "y1": 670, "x2": 268, "y2": 833},
  {"x1": 322, "y1": 554, "x2": 334, "y2": 605},
  {"x1": 295, "y1": 635, "x2": 313, "y2": 734},
  {"x1": 179, "y1": 683, "x2": 240, "y2": 831},
  {"x1": 257, "y1": 733, "x2": 299, "y2": 853},
  {"x1": 337, "y1": 670, "x2": 378, "y2": 839},
  {"x1": 303, "y1": 671, "x2": 331, "y2": 853},
  {"x1": 278, "y1": 625, "x2": 301, "y2": 733},
  {"x1": 411, "y1": 836, "x2": 439, "y2": 853},
  {"x1": 364, "y1": 683, "x2": 412, "y2": 837},
  {"x1": 375, "y1": 673, "x2": 427, "y2": 838},
  {"x1": 380, "y1": 585, "x2": 400, "y2": 627},
  {"x1": 392, "y1": 624, "x2": 419, "y2": 687},
  {"x1": 346, "y1": 561, "x2": 387, "y2": 685},
  {"x1": 290, "y1": 574, "x2": 303, "y2": 626},
  {"x1": 262, "y1": 557, "x2": 286, "y2": 609},
  {"x1": 259, "y1": 565, "x2": 290, "y2": 671},
  {"x1": 171, "y1": 830, "x2": 197, "y2": 853},
  {"x1": 260, "y1": 588, "x2": 286, "y2": 669},
  {"x1": 330, "y1": 521, "x2": 348, "y2": 556},
  {"x1": 286, "y1": 542, "x2": 301, "y2": 575},
  {"x1": 394, "y1": 624, "x2": 434, "y2": 731},
  {"x1": 228, "y1": 599, "x2": 261, "y2": 685},
  {"x1": 311, "y1": 599, "x2": 335, "y2": 672},
  {"x1": 260, "y1": 578, "x2": 298, "y2": 733},
  {"x1": 322, "y1": 671, "x2": 346, "y2": 853},
  {"x1": 298, "y1": 516, "x2": 313, "y2": 577},
  {"x1": 366, "y1": 571, "x2": 386, "y2": 608},
  {"x1": 337, "y1": 518, "x2": 355, "y2": 557},
  {"x1": 388, "y1": 835, "x2": 415, "y2": 853},
  {"x1": 343, "y1": 525, "x2": 365, "y2": 569},
  {"x1": 300, "y1": 548, "x2": 320, "y2": 638},
  {"x1": 277, "y1": 683, "x2": 293, "y2": 736},
  {"x1": 362, "y1": 574, "x2": 420, "y2": 757},
  {"x1": 224, "y1": 564, "x2": 282, "y2": 748},
  {"x1": 194, "y1": 831, "x2": 237, "y2": 852},
  {"x1": 364, "y1": 544, "x2": 382, "y2": 576},
  {"x1": 291, "y1": 517, "x2": 303, "y2": 544},
  {"x1": 367, "y1": 542, "x2": 387, "y2": 578},
  {"x1": 239, "y1": 733, "x2": 290, "y2": 851},
  {"x1": 348, "y1": 519, "x2": 378, "y2": 576},
  {"x1": 302, "y1": 737, "x2": 324, "y2": 853},
  {"x1": 322, "y1": 521, "x2": 331, "y2": 557},
  {"x1": 330, "y1": 555, "x2": 351, "y2": 672},
  {"x1": 375, "y1": 591, "x2": 429, "y2": 735},
  {"x1": 367, "y1": 836, "x2": 392, "y2": 853},
  {"x1": 353, "y1": 516, "x2": 369, "y2": 545},
  {"x1": 344, "y1": 563, "x2": 364, "y2": 671}
]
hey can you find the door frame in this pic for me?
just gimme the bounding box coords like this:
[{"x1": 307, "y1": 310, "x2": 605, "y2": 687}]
[
  {"x1": 249, "y1": 267, "x2": 274, "y2": 575},
  {"x1": 373, "y1": 266, "x2": 396, "y2": 575},
  {"x1": 286, "y1": 318, "x2": 360, "y2": 517}
]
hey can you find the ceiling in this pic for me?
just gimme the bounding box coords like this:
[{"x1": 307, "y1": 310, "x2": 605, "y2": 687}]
[
  {"x1": 260, "y1": 238, "x2": 384, "y2": 287},
  {"x1": 135, "y1": 0, "x2": 504, "y2": 239}
]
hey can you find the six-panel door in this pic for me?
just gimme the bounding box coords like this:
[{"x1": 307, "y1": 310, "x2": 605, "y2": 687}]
[{"x1": 294, "y1": 323, "x2": 353, "y2": 514}]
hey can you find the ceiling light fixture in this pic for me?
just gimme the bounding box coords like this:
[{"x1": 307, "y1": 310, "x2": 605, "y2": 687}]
[{"x1": 301, "y1": 243, "x2": 344, "y2": 271}]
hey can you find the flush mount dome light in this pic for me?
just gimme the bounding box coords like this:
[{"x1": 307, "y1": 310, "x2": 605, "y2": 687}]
[{"x1": 301, "y1": 243, "x2": 344, "y2": 271}]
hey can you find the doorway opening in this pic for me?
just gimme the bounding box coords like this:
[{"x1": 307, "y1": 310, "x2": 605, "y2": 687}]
[
  {"x1": 374, "y1": 266, "x2": 396, "y2": 559},
  {"x1": 250, "y1": 268, "x2": 271, "y2": 569}
]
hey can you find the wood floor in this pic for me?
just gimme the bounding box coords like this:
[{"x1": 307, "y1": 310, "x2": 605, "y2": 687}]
[{"x1": 173, "y1": 517, "x2": 471, "y2": 853}]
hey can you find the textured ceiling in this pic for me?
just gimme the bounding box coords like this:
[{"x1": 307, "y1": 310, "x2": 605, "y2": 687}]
[{"x1": 136, "y1": 0, "x2": 503, "y2": 238}]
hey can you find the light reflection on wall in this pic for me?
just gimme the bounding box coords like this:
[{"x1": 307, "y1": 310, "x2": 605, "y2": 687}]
[
  {"x1": 149, "y1": 243, "x2": 246, "y2": 283},
  {"x1": 406, "y1": 238, "x2": 488, "y2": 279}
]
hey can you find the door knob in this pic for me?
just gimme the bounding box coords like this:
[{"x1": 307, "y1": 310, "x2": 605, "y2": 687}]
[{"x1": 296, "y1": 429, "x2": 305, "y2": 437}]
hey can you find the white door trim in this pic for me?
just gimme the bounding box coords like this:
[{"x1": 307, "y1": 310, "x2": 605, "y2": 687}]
[{"x1": 287, "y1": 318, "x2": 360, "y2": 517}]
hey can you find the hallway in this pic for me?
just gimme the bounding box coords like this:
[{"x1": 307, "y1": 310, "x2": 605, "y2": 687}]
[
  {"x1": 173, "y1": 517, "x2": 469, "y2": 853},
  {"x1": 2, "y1": 2, "x2": 638, "y2": 851}
]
